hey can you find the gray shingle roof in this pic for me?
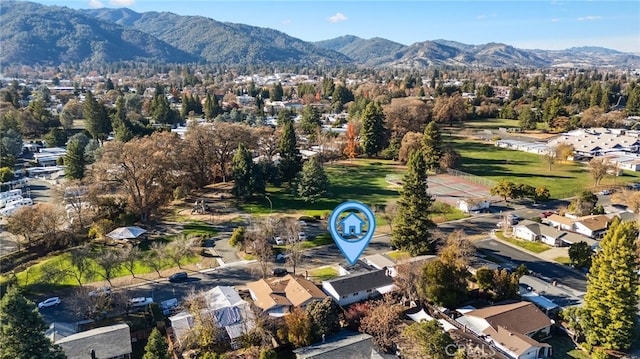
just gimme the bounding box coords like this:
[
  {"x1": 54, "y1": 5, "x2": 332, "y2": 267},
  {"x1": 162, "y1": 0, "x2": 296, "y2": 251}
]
[
  {"x1": 55, "y1": 323, "x2": 131, "y2": 359},
  {"x1": 323, "y1": 269, "x2": 393, "y2": 296}
]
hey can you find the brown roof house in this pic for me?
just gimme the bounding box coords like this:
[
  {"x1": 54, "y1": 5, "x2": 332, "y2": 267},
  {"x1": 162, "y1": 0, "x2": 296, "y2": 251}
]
[
  {"x1": 456, "y1": 301, "x2": 553, "y2": 359},
  {"x1": 573, "y1": 215, "x2": 610, "y2": 239},
  {"x1": 293, "y1": 331, "x2": 383, "y2": 359},
  {"x1": 247, "y1": 274, "x2": 328, "y2": 317}
]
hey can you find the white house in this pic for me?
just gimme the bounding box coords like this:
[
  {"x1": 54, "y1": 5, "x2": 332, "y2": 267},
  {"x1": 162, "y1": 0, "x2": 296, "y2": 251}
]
[
  {"x1": 363, "y1": 254, "x2": 397, "y2": 277},
  {"x1": 458, "y1": 198, "x2": 491, "y2": 213},
  {"x1": 456, "y1": 301, "x2": 553, "y2": 359},
  {"x1": 544, "y1": 214, "x2": 575, "y2": 231},
  {"x1": 322, "y1": 269, "x2": 394, "y2": 306},
  {"x1": 513, "y1": 220, "x2": 566, "y2": 246},
  {"x1": 573, "y1": 215, "x2": 610, "y2": 239}
]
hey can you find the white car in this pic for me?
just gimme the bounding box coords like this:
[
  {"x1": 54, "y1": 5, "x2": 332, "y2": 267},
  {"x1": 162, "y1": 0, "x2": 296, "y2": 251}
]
[
  {"x1": 129, "y1": 297, "x2": 153, "y2": 307},
  {"x1": 38, "y1": 297, "x2": 61, "y2": 309},
  {"x1": 274, "y1": 236, "x2": 284, "y2": 245},
  {"x1": 298, "y1": 232, "x2": 307, "y2": 241},
  {"x1": 88, "y1": 286, "x2": 112, "y2": 297}
]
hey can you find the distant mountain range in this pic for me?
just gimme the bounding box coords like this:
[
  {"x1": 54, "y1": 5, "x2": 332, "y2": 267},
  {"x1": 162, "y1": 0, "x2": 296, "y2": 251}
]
[{"x1": 2, "y1": 1, "x2": 639, "y2": 69}]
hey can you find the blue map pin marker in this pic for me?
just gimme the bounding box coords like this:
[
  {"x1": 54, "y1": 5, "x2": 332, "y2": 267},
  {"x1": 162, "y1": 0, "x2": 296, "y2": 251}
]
[{"x1": 328, "y1": 201, "x2": 376, "y2": 265}]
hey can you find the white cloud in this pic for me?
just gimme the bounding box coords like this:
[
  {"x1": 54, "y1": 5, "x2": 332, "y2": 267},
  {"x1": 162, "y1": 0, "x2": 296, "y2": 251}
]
[
  {"x1": 476, "y1": 13, "x2": 497, "y2": 20},
  {"x1": 551, "y1": 18, "x2": 561, "y2": 22},
  {"x1": 328, "y1": 12, "x2": 348, "y2": 23},
  {"x1": 88, "y1": 0, "x2": 104, "y2": 8},
  {"x1": 577, "y1": 16, "x2": 602, "y2": 21},
  {"x1": 109, "y1": 0, "x2": 135, "y2": 6},
  {"x1": 282, "y1": 19, "x2": 292, "y2": 25}
]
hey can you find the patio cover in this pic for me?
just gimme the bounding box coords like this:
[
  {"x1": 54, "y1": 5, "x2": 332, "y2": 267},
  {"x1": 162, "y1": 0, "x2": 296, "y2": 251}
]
[{"x1": 106, "y1": 226, "x2": 147, "y2": 241}]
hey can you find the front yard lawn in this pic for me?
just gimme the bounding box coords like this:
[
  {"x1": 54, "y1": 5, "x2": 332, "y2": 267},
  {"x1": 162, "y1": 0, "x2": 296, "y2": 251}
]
[
  {"x1": 308, "y1": 266, "x2": 339, "y2": 282},
  {"x1": 495, "y1": 231, "x2": 551, "y2": 253}
]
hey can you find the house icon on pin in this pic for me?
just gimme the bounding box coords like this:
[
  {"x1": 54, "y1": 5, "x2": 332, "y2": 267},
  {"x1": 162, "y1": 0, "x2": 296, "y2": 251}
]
[{"x1": 339, "y1": 212, "x2": 365, "y2": 236}]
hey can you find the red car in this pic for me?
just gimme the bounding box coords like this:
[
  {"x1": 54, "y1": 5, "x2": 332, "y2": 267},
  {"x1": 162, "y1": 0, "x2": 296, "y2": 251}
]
[{"x1": 540, "y1": 211, "x2": 555, "y2": 218}]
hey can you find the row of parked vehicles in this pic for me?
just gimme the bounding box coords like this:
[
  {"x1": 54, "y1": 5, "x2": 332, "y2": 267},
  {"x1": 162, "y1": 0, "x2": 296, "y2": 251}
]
[{"x1": 0, "y1": 189, "x2": 33, "y2": 216}]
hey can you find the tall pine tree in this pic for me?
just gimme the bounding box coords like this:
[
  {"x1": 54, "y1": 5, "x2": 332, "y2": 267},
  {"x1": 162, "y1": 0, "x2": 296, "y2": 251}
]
[
  {"x1": 392, "y1": 148, "x2": 436, "y2": 255},
  {"x1": 278, "y1": 121, "x2": 302, "y2": 186},
  {"x1": 360, "y1": 102, "x2": 387, "y2": 157},
  {"x1": 83, "y1": 90, "x2": 110, "y2": 142},
  {"x1": 231, "y1": 143, "x2": 254, "y2": 200},
  {"x1": 421, "y1": 121, "x2": 443, "y2": 171},
  {"x1": 64, "y1": 137, "x2": 86, "y2": 180},
  {"x1": 297, "y1": 157, "x2": 329, "y2": 203},
  {"x1": 583, "y1": 218, "x2": 639, "y2": 350},
  {"x1": 0, "y1": 286, "x2": 66, "y2": 359}
]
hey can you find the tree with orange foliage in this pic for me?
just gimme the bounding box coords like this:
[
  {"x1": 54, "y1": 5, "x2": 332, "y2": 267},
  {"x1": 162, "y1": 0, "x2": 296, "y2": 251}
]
[{"x1": 343, "y1": 122, "x2": 359, "y2": 159}]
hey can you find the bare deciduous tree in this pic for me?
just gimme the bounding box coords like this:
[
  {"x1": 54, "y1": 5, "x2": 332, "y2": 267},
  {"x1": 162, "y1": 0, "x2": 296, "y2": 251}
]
[
  {"x1": 286, "y1": 241, "x2": 304, "y2": 276},
  {"x1": 166, "y1": 233, "x2": 200, "y2": 269},
  {"x1": 121, "y1": 245, "x2": 140, "y2": 278},
  {"x1": 439, "y1": 229, "x2": 476, "y2": 268},
  {"x1": 360, "y1": 295, "x2": 403, "y2": 352},
  {"x1": 250, "y1": 233, "x2": 273, "y2": 278},
  {"x1": 94, "y1": 250, "x2": 122, "y2": 286},
  {"x1": 589, "y1": 158, "x2": 610, "y2": 186},
  {"x1": 68, "y1": 245, "x2": 94, "y2": 286},
  {"x1": 143, "y1": 242, "x2": 167, "y2": 278}
]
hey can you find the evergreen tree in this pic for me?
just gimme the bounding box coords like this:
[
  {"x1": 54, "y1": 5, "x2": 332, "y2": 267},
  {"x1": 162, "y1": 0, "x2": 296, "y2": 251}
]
[
  {"x1": 518, "y1": 105, "x2": 537, "y2": 130},
  {"x1": 392, "y1": 148, "x2": 436, "y2": 255},
  {"x1": 306, "y1": 297, "x2": 341, "y2": 341},
  {"x1": 583, "y1": 218, "x2": 639, "y2": 351},
  {"x1": 231, "y1": 143, "x2": 254, "y2": 200},
  {"x1": 143, "y1": 328, "x2": 170, "y2": 359},
  {"x1": 204, "y1": 93, "x2": 222, "y2": 120},
  {"x1": 421, "y1": 121, "x2": 443, "y2": 171},
  {"x1": 296, "y1": 157, "x2": 329, "y2": 203},
  {"x1": 150, "y1": 93, "x2": 175, "y2": 124},
  {"x1": 83, "y1": 90, "x2": 110, "y2": 142},
  {"x1": 0, "y1": 286, "x2": 67, "y2": 359},
  {"x1": 270, "y1": 82, "x2": 284, "y2": 101},
  {"x1": 299, "y1": 105, "x2": 321, "y2": 135},
  {"x1": 112, "y1": 95, "x2": 133, "y2": 142},
  {"x1": 626, "y1": 86, "x2": 640, "y2": 116},
  {"x1": 278, "y1": 121, "x2": 302, "y2": 186},
  {"x1": 180, "y1": 93, "x2": 190, "y2": 119},
  {"x1": 360, "y1": 102, "x2": 387, "y2": 157},
  {"x1": 64, "y1": 137, "x2": 86, "y2": 180}
]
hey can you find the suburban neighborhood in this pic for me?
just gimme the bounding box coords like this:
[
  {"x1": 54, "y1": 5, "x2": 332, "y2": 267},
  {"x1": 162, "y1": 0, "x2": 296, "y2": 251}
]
[{"x1": 1, "y1": 2, "x2": 640, "y2": 359}]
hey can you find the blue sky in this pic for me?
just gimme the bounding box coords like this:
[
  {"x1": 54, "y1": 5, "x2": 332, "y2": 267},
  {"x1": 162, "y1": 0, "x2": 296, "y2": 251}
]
[{"x1": 32, "y1": 0, "x2": 640, "y2": 53}]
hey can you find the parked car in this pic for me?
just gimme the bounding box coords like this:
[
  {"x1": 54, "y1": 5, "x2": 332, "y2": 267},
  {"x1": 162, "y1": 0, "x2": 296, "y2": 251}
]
[
  {"x1": 272, "y1": 268, "x2": 288, "y2": 277},
  {"x1": 507, "y1": 214, "x2": 520, "y2": 221},
  {"x1": 88, "y1": 286, "x2": 111, "y2": 297},
  {"x1": 598, "y1": 189, "x2": 612, "y2": 195},
  {"x1": 273, "y1": 236, "x2": 284, "y2": 245},
  {"x1": 168, "y1": 271, "x2": 188, "y2": 282},
  {"x1": 129, "y1": 297, "x2": 153, "y2": 307},
  {"x1": 540, "y1": 210, "x2": 555, "y2": 218},
  {"x1": 38, "y1": 297, "x2": 61, "y2": 309},
  {"x1": 298, "y1": 232, "x2": 307, "y2": 241}
]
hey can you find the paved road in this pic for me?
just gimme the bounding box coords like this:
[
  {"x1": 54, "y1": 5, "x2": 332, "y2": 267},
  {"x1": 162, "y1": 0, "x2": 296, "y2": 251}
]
[{"x1": 475, "y1": 238, "x2": 587, "y2": 292}]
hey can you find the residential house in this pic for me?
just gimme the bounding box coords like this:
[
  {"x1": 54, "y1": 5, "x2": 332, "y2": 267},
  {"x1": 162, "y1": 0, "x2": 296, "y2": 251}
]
[
  {"x1": 169, "y1": 286, "x2": 255, "y2": 349},
  {"x1": 293, "y1": 330, "x2": 382, "y2": 359},
  {"x1": 247, "y1": 274, "x2": 328, "y2": 317},
  {"x1": 322, "y1": 269, "x2": 394, "y2": 306},
  {"x1": 512, "y1": 220, "x2": 597, "y2": 247},
  {"x1": 55, "y1": 323, "x2": 132, "y2": 359},
  {"x1": 458, "y1": 198, "x2": 491, "y2": 213},
  {"x1": 574, "y1": 215, "x2": 609, "y2": 239},
  {"x1": 337, "y1": 260, "x2": 377, "y2": 276},
  {"x1": 513, "y1": 220, "x2": 565, "y2": 246},
  {"x1": 544, "y1": 214, "x2": 575, "y2": 231},
  {"x1": 362, "y1": 254, "x2": 397, "y2": 277},
  {"x1": 456, "y1": 301, "x2": 553, "y2": 359}
]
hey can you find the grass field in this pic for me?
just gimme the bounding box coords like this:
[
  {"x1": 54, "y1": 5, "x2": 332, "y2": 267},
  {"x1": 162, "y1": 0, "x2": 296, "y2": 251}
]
[
  {"x1": 554, "y1": 256, "x2": 572, "y2": 265},
  {"x1": 241, "y1": 159, "x2": 404, "y2": 217},
  {"x1": 463, "y1": 118, "x2": 520, "y2": 129},
  {"x1": 450, "y1": 138, "x2": 639, "y2": 199}
]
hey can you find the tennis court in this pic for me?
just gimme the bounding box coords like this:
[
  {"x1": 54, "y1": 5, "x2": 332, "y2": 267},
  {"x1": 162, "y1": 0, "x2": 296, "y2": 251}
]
[{"x1": 427, "y1": 174, "x2": 499, "y2": 206}]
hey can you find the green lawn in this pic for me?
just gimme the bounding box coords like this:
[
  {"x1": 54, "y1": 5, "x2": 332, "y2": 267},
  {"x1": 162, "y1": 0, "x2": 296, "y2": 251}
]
[
  {"x1": 450, "y1": 138, "x2": 638, "y2": 199},
  {"x1": 554, "y1": 256, "x2": 571, "y2": 265},
  {"x1": 429, "y1": 202, "x2": 469, "y2": 223},
  {"x1": 463, "y1": 118, "x2": 520, "y2": 129},
  {"x1": 181, "y1": 221, "x2": 219, "y2": 238},
  {"x1": 495, "y1": 231, "x2": 551, "y2": 253},
  {"x1": 241, "y1": 159, "x2": 403, "y2": 217},
  {"x1": 386, "y1": 250, "x2": 410, "y2": 261},
  {"x1": 308, "y1": 266, "x2": 339, "y2": 281},
  {"x1": 273, "y1": 233, "x2": 335, "y2": 251}
]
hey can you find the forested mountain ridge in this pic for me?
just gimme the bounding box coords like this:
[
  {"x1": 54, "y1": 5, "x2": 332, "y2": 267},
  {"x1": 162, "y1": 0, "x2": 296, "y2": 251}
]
[
  {"x1": 82, "y1": 7, "x2": 352, "y2": 66},
  {"x1": 2, "y1": 1, "x2": 639, "y2": 68},
  {"x1": 0, "y1": 1, "x2": 198, "y2": 66}
]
